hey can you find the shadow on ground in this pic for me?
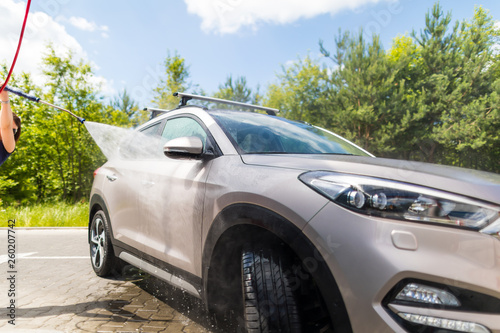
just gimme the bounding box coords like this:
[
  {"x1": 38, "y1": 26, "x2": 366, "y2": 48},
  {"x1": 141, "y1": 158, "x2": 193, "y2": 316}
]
[{"x1": 120, "y1": 264, "x2": 240, "y2": 333}]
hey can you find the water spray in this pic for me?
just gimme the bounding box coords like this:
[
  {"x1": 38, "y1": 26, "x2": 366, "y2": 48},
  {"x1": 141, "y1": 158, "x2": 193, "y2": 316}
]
[
  {"x1": 3, "y1": 86, "x2": 146, "y2": 162},
  {"x1": 4, "y1": 85, "x2": 85, "y2": 124}
]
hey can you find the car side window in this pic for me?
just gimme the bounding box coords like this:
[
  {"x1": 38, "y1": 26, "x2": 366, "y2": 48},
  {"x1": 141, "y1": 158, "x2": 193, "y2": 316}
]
[
  {"x1": 119, "y1": 121, "x2": 164, "y2": 159},
  {"x1": 140, "y1": 122, "x2": 162, "y2": 136},
  {"x1": 161, "y1": 117, "x2": 208, "y2": 147}
]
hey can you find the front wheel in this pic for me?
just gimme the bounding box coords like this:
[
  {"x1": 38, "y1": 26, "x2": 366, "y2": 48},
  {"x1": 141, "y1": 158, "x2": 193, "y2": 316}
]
[
  {"x1": 89, "y1": 210, "x2": 119, "y2": 277},
  {"x1": 242, "y1": 246, "x2": 302, "y2": 333}
]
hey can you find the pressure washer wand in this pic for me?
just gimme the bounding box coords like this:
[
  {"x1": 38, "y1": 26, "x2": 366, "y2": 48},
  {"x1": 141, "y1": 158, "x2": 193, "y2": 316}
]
[{"x1": 4, "y1": 85, "x2": 85, "y2": 124}]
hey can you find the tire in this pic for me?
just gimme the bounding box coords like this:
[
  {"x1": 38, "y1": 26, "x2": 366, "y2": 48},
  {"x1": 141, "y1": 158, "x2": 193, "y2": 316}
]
[
  {"x1": 89, "y1": 210, "x2": 120, "y2": 277},
  {"x1": 242, "y1": 246, "x2": 302, "y2": 333}
]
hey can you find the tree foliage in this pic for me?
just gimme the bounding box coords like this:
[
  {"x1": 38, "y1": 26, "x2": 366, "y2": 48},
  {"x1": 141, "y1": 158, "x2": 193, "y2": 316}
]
[
  {"x1": 0, "y1": 46, "x2": 137, "y2": 205},
  {"x1": 266, "y1": 57, "x2": 329, "y2": 126},
  {"x1": 212, "y1": 75, "x2": 262, "y2": 109},
  {"x1": 1, "y1": 2, "x2": 499, "y2": 207},
  {"x1": 395, "y1": 4, "x2": 500, "y2": 170},
  {"x1": 266, "y1": 3, "x2": 500, "y2": 172},
  {"x1": 113, "y1": 89, "x2": 148, "y2": 127},
  {"x1": 151, "y1": 51, "x2": 191, "y2": 110}
]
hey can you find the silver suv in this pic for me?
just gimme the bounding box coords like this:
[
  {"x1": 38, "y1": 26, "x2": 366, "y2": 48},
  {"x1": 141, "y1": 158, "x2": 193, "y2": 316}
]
[{"x1": 89, "y1": 93, "x2": 500, "y2": 333}]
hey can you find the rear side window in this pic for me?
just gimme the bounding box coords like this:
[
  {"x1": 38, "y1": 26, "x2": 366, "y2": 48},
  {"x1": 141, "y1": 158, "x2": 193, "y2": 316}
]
[
  {"x1": 140, "y1": 122, "x2": 162, "y2": 136},
  {"x1": 119, "y1": 121, "x2": 164, "y2": 159}
]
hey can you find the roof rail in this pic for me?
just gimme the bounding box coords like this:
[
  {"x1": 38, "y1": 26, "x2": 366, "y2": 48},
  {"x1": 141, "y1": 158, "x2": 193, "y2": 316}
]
[
  {"x1": 143, "y1": 107, "x2": 171, "y2": 120},
  {"x1": 174, "y1": 92, "x2": 279, "y2": 116}
]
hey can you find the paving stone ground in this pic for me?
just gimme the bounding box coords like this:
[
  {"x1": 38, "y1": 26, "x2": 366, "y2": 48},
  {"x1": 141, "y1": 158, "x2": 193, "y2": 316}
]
[{"x1": 0, "y1": 228, "x2": 216, "y2": 333}]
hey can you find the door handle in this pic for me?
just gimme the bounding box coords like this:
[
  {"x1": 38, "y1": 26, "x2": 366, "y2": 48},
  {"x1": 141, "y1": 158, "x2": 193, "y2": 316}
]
[{"x1": 106, "y1": 174, "x2": 118, "y2": 182}]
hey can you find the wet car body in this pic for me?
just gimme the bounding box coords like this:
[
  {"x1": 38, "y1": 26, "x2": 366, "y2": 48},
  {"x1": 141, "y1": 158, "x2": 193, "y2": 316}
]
[{"x1": 89, "y1": 98, "x2": 500, "y2": 333}]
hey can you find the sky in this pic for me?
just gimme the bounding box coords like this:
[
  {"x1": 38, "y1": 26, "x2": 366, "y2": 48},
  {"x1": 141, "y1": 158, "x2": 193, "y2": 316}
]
[{"x1": 1, "y1": 0, "x2": 499, "y2": 108}]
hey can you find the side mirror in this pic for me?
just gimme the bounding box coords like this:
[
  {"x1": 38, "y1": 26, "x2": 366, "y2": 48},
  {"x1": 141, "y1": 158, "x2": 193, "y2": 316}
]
[{"x1": 163, "y1": 136, "x2": 203, "y2": 158}]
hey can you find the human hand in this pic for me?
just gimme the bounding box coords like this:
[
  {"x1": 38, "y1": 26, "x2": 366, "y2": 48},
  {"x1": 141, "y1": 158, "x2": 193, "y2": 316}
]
[{"x1": 0, "y1": 84, "x2": 9, "y2": 102}]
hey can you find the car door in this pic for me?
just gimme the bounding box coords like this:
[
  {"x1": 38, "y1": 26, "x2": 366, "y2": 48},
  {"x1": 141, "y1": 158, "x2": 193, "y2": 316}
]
[
  {"x1": 137, "y1": 115, "x2": 212, "y2": 277},
  {"x1": 102, "y1": 121, "x2": 164, "y2": 252}
]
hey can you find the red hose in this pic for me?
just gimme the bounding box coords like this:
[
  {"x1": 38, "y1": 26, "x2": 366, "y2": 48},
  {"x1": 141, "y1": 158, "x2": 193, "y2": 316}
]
[{"x1": 0, "y1": 0, "x2": 32, "y2": 94}]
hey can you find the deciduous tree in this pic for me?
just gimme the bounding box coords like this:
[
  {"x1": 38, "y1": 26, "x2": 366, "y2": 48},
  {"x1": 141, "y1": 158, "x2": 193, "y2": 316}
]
[{"x1": 152, "y1": 51, "x2": 191, "y2": 109}]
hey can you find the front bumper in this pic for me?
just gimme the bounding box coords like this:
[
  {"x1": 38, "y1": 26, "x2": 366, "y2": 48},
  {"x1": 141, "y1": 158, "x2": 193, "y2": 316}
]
[{"x1": 303, "y1": 202, "x2": 500, "y2": 332}]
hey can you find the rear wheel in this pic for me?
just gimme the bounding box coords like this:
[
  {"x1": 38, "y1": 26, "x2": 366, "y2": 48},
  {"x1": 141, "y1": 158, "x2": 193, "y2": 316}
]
[
  {"x1": 90, "y1": 210, "x2": 120, "y2": 277},
  {"x1": 242, "y1": 245, "x2": 302, "y2": 333}
]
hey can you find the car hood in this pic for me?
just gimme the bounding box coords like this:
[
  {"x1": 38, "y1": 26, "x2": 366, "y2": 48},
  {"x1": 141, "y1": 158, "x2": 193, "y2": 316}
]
[{"x1": 241, "y1": 154, "x2": 500, "y2": 205}]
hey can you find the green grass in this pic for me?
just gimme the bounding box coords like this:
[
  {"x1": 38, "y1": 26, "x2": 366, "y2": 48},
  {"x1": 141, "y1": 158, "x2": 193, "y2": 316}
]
[{"x1": 0, "y1": 202, "x2": 88, "y2": 227}]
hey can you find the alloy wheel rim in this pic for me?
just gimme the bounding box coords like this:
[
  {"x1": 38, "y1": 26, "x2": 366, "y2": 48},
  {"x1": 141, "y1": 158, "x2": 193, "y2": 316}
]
[{"x1": 90, "y1": 217, "x2": 105, "y2": 269}]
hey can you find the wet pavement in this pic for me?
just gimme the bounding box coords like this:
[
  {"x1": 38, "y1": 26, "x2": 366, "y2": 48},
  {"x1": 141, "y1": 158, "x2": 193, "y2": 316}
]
[{"x1": 0, "y1": 228, "x2": 215, "y2": 332}]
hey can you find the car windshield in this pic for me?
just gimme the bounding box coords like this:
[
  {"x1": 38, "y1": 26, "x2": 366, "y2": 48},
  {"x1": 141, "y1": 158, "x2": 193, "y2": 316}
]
[{"x1": 210, "y1": 110, "x2": 372, "y2": 156}]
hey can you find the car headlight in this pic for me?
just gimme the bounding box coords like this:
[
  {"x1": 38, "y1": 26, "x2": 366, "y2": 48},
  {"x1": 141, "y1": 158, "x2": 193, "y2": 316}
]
[{"x1": 299, "y1": 171, "x2": 500, "y2": 235}]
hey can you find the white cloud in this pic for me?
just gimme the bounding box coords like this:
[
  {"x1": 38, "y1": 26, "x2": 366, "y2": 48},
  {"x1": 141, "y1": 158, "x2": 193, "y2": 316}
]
[
  {"x1": 0, "y1": 0, "x2": 114, "y2": 96},
  {"x1": 55, "y1": 15, "x2": 110, "y2": 39},
  {"x1": 65, "y1": 16, "x2": 109, "y2": 36},
  {"x1": 69, "y1": 16, "x2": 97, "y2": 31},
  {"x1": 184, "y1": 0, "x2": 389, "y2": 34}
]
